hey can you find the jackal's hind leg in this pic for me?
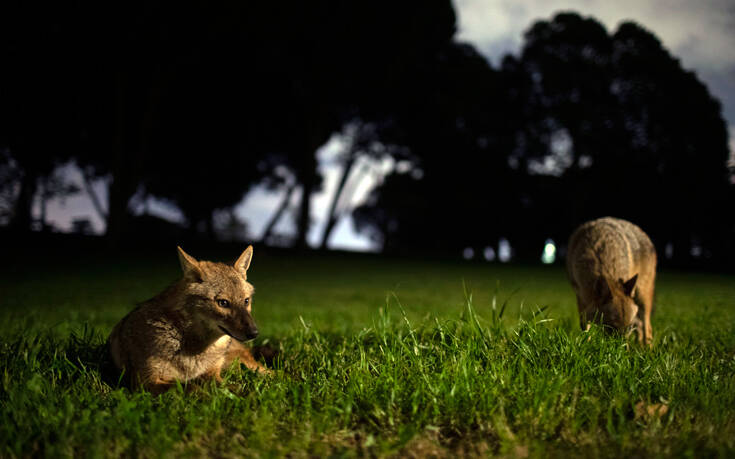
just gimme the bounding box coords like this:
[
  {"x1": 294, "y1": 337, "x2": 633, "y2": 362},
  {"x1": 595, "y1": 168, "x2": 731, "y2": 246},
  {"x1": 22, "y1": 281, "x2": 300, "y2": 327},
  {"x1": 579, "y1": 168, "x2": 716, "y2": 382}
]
[{"x1": 635, "y1": 286, "x2": 655, "y2": 348}]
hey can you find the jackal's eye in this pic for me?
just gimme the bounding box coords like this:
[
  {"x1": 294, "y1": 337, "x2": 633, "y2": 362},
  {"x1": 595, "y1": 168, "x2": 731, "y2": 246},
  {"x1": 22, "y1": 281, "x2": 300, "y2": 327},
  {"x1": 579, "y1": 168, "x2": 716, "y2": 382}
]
[
  {"x1": 244, "y1": 298, "x2": 250, "y2": 306},
  {"x1": 216, "y1": 299, "x2": 230, "y2": 308}
]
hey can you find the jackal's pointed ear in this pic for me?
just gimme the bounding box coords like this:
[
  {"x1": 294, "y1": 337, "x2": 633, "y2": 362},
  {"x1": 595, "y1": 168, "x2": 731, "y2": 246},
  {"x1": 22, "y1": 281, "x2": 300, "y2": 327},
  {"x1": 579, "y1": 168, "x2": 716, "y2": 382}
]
[
  {"x1": 234, "y1": 245, "x2": 253, "y2": 277},
  {"x1": 177, "y1": 246, "x2": 202, "y2": 281},
  {"x1": 620, "y1": 274, "x2": 638, "y2": 297}
]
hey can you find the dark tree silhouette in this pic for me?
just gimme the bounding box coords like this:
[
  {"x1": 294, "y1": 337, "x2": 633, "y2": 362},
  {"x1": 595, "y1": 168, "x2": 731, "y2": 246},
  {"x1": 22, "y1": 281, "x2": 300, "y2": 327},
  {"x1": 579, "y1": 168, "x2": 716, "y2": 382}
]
[
  {"x1": 611, "y1": 22, "x2": 732, "y2": 263},
  {"x1": 1, "y1": 3, "x2": 731, "y2": 265},
  {"x1": 108, "y1": 0, "x2": 460, "y2": 247},
  {"x1": 0, "y1": 149, "x2": 21, "y2": 226},
  {"x1": 505, "y1": 12, "x2": 732, "y2": 262},
  {"x1": 354, "y1": 43, "x2": 512, "y2": 254},
  {"x1": 1, "y1": 0, "x2": 465, "y2": 248},
  {"x1": 354, "y1": 11, "x2": 732, "y2": 264},
  {"x1": 318, "y1": 121, "x2": 407, "y2": 250},
  {"x1": 0, "y1": 2, "x2": 85, "y2": 232},
  {"x1": 263, "y1": 0, "x2": 460, "y2": 248},
  {"x1": 499, "y1": 13, "x2": 627, "y2": 258}
]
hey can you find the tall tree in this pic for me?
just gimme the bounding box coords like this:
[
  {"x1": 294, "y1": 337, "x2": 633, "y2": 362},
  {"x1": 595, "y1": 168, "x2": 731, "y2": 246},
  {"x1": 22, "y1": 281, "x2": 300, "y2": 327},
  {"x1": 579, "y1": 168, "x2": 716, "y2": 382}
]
[
  {"x1": 2, "y1": 0, "x2": 463, "y2": 247},
  {"x1": 354, "y1": 43, "x2": 511, "y2": 254},
  {"x1": 506, "y1": 12, "x2": 732, "y2": 262},
  {"x1": 318, "y1": 121, "x2": 405, "y2": 250},
  {"x1": 258, "y1": 0, "x2": 459, "y2": 248},
  {"x1": 0, "y1": 2, "x2": 85, "y2": 232},
  {"x1": 355, "y1": 11, "x2": 732, "y2": 264},
  {"x1": 611, "y1": 21, "x2": 732, "y2": 262}
]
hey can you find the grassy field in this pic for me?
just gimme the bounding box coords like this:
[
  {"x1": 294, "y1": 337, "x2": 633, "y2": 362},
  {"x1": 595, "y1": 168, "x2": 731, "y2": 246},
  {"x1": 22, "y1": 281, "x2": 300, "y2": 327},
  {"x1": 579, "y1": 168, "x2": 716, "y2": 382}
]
[{"x1": 1, "y1": 247, "x2": 734, "y2": 457}]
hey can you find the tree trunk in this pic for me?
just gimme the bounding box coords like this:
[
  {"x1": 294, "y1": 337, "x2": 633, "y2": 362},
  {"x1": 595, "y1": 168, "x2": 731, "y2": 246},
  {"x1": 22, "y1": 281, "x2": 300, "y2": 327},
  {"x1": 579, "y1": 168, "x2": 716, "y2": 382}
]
[
  {"x1": 105, "y1": 72, "x2": 134, "y2": 248},
  {"x1": 105, "y1": 66, "x2": 160, "y2": 248},
  {"x1": 82, "y1": 168, "x2": 108, "y2": 224},
  {"x1": 260, "y1": 182, "x2": 296, "y2": 244},
  {"x1": 293, "y1": 121, "x2": 326, "y2": 250},
  {"x1": 38, "y1": 179, "x2": 48, "y2": 231},
  {"x1": 294, "y1": 173, "x2": 314, "y2": 250},
  {"x1": 8, "y1": 168, "x2": 38, "y2": 232},
  {"x1": 319, "y1": 155, "x2": 357, "y2": 250},
  {"x1": 106, "y1": 173, "x2": 136, "y2": 247}
]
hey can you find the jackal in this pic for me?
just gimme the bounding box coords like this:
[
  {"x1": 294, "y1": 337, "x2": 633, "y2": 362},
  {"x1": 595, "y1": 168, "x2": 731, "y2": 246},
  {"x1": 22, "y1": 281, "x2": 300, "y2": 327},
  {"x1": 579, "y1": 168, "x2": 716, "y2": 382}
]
[
  {"x1": 108, "y1": 246, "x2": 268, "y2": 393},
  {"x1": 566, "y1": 217, "x2": 657, "y2": 346}
]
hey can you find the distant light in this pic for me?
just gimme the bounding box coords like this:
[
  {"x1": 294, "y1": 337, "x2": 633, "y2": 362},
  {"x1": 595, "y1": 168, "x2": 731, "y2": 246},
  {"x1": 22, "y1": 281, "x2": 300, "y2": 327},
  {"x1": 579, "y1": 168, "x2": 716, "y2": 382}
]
[
  {"x1": 483, "y1": 246, "x2": 496, "y2": 261},
  {"x1": 578, "y1": 155, "x2": 593, "y2": 169},
  {"x1": 665, "y1": 243, "x2": 673, "y2": 260},
  {"x1": 541, "y1": 239, "x2": 556, "y2": 264},
  {"x1": 463, "y1": 247, "x2": 475, "y2": 260},
  {"x1": 411, "y1": 169, "x2": 424, "y2": 180},
  {"x1": 498, "y1": 238, "x2": 512, "y2": 262},
  {"x1": 395, "y1": 161, "x2": 412, "y2": 174}
]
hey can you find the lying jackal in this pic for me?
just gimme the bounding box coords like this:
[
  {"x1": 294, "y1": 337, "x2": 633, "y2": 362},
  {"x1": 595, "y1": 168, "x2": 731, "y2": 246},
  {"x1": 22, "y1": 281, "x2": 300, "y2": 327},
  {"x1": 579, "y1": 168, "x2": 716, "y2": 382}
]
[
  {"x1": 108, "y1": 246, "x2": 268, "y2": 393},
  {"x1": 566, "y1": 217, "x2": 657, "y2": 346}
]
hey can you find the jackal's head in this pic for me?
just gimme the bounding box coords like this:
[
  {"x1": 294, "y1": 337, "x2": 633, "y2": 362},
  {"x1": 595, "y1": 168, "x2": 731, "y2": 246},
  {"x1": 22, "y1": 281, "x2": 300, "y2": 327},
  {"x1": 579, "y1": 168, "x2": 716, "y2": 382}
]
[
  {"x1": 177, "y1": 246, "x2": 259, "y2": 341},
  {"x1": 595, "y1": 274, "x2": 639, "y2": 332}
]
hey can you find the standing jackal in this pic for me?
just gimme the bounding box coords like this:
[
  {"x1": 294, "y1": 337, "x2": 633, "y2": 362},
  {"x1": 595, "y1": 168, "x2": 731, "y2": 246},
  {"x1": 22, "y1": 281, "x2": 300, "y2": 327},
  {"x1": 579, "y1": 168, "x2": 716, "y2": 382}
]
[
  {"x1": 566, "y1": 217, "x2": 657, "y2": 346},
  {"x1": 108, "y1": 246, "x2": 268, "y2": 394}
]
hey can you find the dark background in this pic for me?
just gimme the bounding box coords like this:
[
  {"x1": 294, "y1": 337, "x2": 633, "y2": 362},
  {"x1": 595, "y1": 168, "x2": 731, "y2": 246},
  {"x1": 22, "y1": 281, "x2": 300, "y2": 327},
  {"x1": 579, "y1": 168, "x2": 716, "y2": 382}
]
[{"x1": 1, "y1": 0, "x2": 733, "y2": 269}]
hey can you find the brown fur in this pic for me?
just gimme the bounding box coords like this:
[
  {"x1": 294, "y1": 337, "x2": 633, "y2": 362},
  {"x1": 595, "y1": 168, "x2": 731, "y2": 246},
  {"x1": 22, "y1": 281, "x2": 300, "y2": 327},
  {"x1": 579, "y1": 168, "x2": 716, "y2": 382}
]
[
  {"x1": 108, "y1": 246, "x2": 269, "y2": 394},
  {"x1": 566, "y1": 217, "x2": 657, "y2": 346}
]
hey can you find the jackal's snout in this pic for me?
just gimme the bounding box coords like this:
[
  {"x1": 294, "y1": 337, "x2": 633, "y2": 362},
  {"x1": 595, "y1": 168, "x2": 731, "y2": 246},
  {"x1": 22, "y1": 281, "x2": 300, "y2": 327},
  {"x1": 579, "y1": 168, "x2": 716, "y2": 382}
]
[
  {"x1": 243, "y1": 316, "x2": 259, "y2": 340},
  {"x1": 234, "y1": 309, "x2": 259, "y2": 341}
]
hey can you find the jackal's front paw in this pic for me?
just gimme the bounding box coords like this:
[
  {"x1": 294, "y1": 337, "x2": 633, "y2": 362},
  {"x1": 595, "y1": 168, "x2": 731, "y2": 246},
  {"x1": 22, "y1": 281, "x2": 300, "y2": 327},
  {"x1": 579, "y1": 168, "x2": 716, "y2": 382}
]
[{"x1": 256, "y1": 365, "x2": 274, "y2": 376}]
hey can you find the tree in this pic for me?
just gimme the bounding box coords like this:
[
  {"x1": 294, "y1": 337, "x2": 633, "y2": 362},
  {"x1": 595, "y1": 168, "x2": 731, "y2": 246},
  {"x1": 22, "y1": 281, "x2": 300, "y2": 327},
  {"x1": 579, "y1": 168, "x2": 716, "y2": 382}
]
[
  {"x1": 505, "y1": 12, "x2": 732, "y2": 262},
  {"x1": 254, "y1": 0, "x2": 460, "y2": 248},
  {"x1": 354, "y1": 43, "x2": 512, "y2": 254},
  {"x1": 2, "y1": 0, "x2": 464, "y2": 248},
  {"x1": 354, "y1": 11, "x2": 732, "y2": 264},
  {"x1": 611, "y1": 22, "x2": 732, "y2": 263},
  {"x1": 0, "y1": 2, "x2": 85, "y2": 232},
  {"x1": 318, "y1": 121, "x2": 406, "y2": 250},
  {"x1": 0, "y1": 149, "x2": 20, "y2": 226},
  {"x1": 498, "y1": 12, "x2": 625, "y2": 258}
]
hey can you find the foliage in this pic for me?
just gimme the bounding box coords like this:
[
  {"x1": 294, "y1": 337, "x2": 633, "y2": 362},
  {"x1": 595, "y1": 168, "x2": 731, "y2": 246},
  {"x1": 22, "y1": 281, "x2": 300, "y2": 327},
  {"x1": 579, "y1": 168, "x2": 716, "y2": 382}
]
[
  {"x1": 0, "y1": 6, "x2": 731, "y2": 261},
  {"x1": 355, "y1": 13, "x2": 733, "y2": 262},
  {"x1": 503, "y1": 13, "x2": 732, "y2": 261}
]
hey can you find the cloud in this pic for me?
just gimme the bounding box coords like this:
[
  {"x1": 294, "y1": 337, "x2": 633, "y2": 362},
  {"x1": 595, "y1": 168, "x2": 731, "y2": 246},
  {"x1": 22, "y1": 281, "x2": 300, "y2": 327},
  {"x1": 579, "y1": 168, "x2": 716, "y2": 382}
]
[
  {"x1": 455, "y1": 0, "x2": 735, "y2": 71},
  {"x1": 454, "y1": 0, "x2": 735, "y2": 145}
]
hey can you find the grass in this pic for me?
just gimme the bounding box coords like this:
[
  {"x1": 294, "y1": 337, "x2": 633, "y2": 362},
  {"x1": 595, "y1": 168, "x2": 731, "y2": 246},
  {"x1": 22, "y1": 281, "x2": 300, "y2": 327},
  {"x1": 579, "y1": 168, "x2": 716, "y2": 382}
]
[{"x1": 1, "y1": 247, "x2": 734, "y2": 457}]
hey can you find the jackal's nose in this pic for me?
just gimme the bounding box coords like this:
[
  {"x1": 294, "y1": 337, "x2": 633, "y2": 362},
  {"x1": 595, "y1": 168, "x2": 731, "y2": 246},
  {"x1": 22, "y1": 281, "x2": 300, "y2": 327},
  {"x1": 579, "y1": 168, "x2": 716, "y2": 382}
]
[{"x1": 245, "y1": 327, "x2": 259, "y2": 340}]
